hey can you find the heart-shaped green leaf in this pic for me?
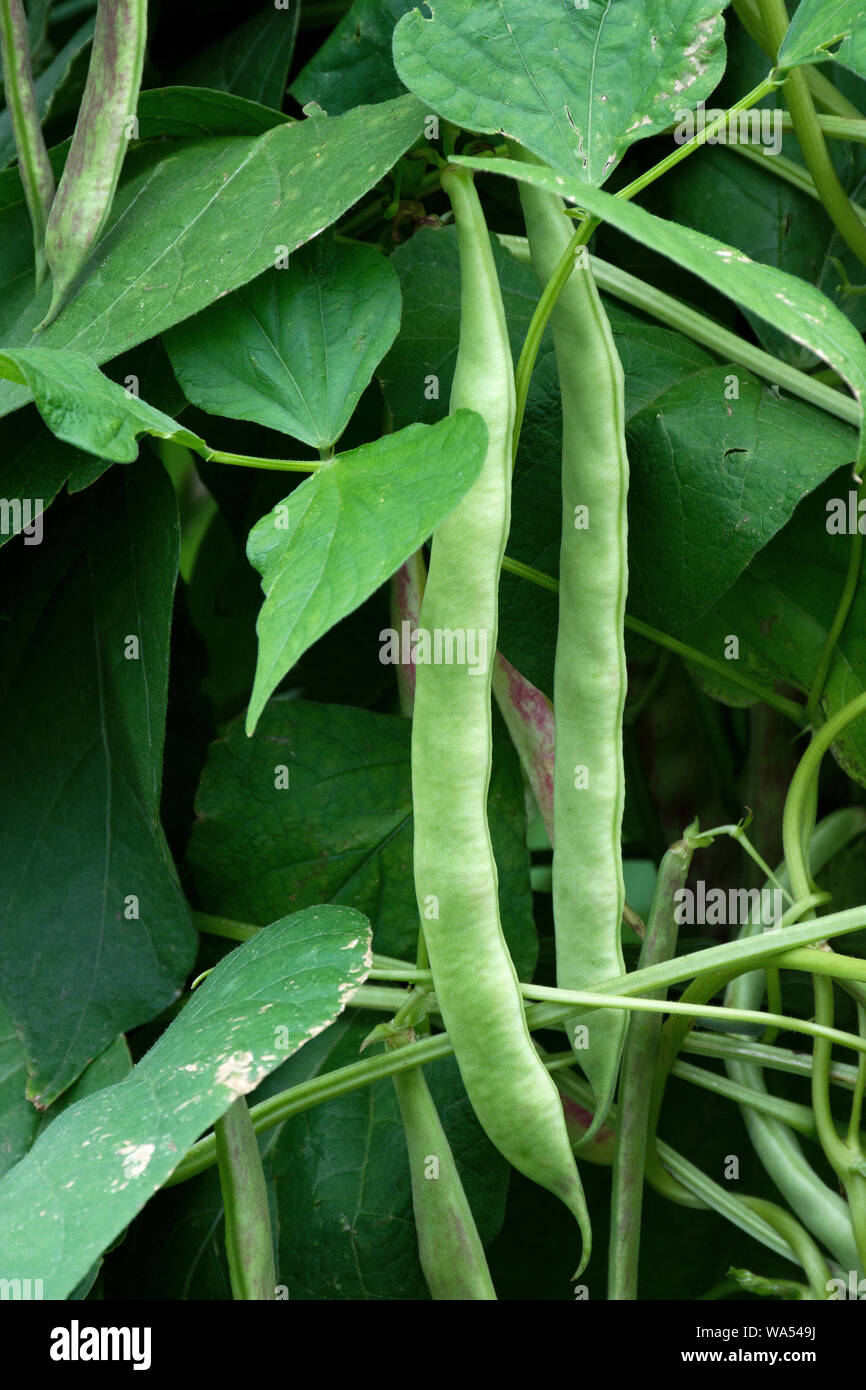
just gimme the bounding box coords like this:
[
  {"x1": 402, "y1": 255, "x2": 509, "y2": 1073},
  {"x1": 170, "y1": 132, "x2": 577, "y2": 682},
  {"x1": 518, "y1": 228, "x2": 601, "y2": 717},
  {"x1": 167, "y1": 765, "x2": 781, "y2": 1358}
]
[{"x1": 165, "y1": 241, "x2": 401, "y2": 451}]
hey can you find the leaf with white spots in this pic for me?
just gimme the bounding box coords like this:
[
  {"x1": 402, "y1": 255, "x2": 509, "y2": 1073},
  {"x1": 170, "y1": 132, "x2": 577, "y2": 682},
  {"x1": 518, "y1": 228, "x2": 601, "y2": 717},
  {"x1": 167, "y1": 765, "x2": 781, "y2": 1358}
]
[
  {"x1": 0, "y1": 904, "x2": 371, "y2": 1299},
  {"x1": 245, "y1": 410, "x2": 488, "y2": 733},
  {"x1": 456, "y1": 154, "x2": 866, "y2": 469},
  {"x1": 393, "y1": 0, "x2": 727, "y2": 185}
]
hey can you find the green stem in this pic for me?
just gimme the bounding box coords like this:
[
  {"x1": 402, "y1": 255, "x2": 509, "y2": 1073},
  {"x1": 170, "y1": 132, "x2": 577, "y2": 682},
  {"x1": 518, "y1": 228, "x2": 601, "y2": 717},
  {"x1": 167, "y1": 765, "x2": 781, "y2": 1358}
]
[
  {"x1": 671, "y1": 1059, "x2": 816, "y2": 1135},
  {"x1": 335, "y1": 168, "x2": 443, "y2": 239},
  {"x1": 522, "y1": 898, "x2": 866, "y2": 1024},
  {"x1": 759, "y1": 0, "x2": 866, "y2": 265},
  {"x1": 169, "y1": 899, "x2": 866, "y2": 1189},
  {"x1": 616, "y1": 74, "x2": 781, "y2": 203},
  {"x1": 782, "y1": 690, "x2": 866, "y2": 903},
  {"x1": 166, "y1": 1030, "x2": 455, "y2": 1187},
  {"x1": 811, "y1": 976, "x2": 854, "y2": 1172},
  {"x1": 523, "y1": 984, "x2": 866, "y2": 1055},
  {"x1": 778, "y1": 113, "x2": 866, "y2": 143},
  {"x1": 673, "y1": 1056, "x2": 866, "y2": 1149},
  {"x1": 193, "y1": 911, "x2": 260, "y2": 942},
  {"x1": 214, "y1": 1098, "x2": 276, "y2": 1300},
  {"x1": 849, "y1": 1007, "x2": 866, "y2": 1143},
  {"x1": 500, "y1": 555, "x2": 807, "y2": 725},
  {"x1": 806, "y1": 509, "x2": 864, "y2": 725},
  {"x1": 511, "y1": 209, "x2": 593, "y2": 458},
  {"x1": 739, "y1": 1197, "x2": 831, "y2": 1299},
  {"x1": 558, "y1": 1064, "x2": 817, "y2": 1267},
  {"x1": 812, "y1": 976, "x2": 866, "y2": 1268},
  {"x1": 683, "y1": 1029, "x2": 860, "y2": 1089},
  {"x1": 202, "y1": 447, "x2": 322, "y2": 473}
]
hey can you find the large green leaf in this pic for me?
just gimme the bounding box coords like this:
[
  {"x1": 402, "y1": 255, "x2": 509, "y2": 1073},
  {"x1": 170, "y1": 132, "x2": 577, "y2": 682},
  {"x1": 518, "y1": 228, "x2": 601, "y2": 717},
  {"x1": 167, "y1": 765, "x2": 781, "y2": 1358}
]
[
  {"x1": 0, "y1": 95, "x2": 426, "y2": 420},
  {"x1": 186, "y1": 697, "x2": 537, "y2": 975},
  {"x1": 625, "y1": 367, "x2": 857, "y2": 633},
  {"x1": 0, "y1": 905, "x2": 371, "y2": 1299},
  {"x1": 457, "y1": 155, "x2": 866, "y2": 467},
  {"x1": 779, "y1": 0, "x2": 866, "y2": 79},
  {"x1": 172, "y1": 3, "x2": 300, "y2": 108},
  {"x1": 291, "y1": 0, "x2": 413, "y2": 115},
  {"x1": 165, "y1": 241, "x2": 402, "y2": 451},
  {"x1": 0, "y1": 460, "x2": 196, "y2": 1105},
  {"x1": 680, "y1": 470, "x2": 866, "y2": 781},
  {"x1": 245, "y1": 411, "x2": 488, "y2": 732},
  {"x1": 393, "y1": 0, "x2": 727, "y2": 184}
]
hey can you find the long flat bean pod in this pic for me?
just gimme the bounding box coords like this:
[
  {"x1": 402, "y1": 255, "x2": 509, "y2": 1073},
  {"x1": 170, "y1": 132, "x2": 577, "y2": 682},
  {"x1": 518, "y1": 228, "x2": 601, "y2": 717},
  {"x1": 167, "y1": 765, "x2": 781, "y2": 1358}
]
[
  {"x1": 412, "y1": 164, "x2": 589, "y2": 1262},
  {"x1": 0, "y1": 0, "x2": 54, "y2": 288},
  {"x1": 40, "y1": 0, "x2": 147, "y2": 326},
  {"x1": 516, "y1": 168, "x2": 628, "y2": 1126}
]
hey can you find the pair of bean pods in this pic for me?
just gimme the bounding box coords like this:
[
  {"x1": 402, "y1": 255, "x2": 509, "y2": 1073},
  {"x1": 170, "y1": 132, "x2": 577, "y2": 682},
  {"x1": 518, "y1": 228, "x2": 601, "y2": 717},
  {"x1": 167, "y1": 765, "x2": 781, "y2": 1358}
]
[{"x1": 404, "y1": 162, "x2": 629, "y2": 1296}]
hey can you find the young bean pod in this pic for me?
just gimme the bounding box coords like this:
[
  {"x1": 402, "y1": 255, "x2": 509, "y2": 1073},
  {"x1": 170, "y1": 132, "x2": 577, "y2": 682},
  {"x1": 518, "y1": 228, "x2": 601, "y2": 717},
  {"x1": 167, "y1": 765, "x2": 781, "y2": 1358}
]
[
  {"x1": 0, "y1": 0, "x2": 55, "y2": 288},
  {"x1": 40, "y1": 0, "x2": 147, "y2": 326},
  {"x1": 412, "y1": 164, "x2": 590, "y2": 1263},
  {"x1": 608, "y1": 839, "x2": 691, "y2": 1300},
  {"x1": 214, "y1": 1096, "x2": 276, "y2": 1301},
  {"x1": 516, "y1": 171, "x2": 629, "y2": 1127},
  {"x1": 389, "y1": 1040, "x2": 496, "y2": 1300}
]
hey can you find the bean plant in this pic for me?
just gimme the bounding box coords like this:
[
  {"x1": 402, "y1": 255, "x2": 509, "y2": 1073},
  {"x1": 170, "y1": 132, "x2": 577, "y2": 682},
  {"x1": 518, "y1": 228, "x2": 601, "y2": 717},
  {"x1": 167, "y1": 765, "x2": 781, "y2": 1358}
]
[{"x1": 1, "y1": 0, "x2": 866, "y2": 1310}]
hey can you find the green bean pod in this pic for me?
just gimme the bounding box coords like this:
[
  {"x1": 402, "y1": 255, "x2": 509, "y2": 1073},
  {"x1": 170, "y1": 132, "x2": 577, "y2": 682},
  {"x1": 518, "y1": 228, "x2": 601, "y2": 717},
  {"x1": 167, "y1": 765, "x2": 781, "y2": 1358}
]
[
  {"x1": 0, "y1": 0, "x2": 55, "y2": 288},
  {"x1": 608, "y1": 839, "x2": 691, "y2": 1300},
  {"x1": 390, "y1": 1047, "x2": 496, "y2": 1300},
  {"x1": 516, "y1": 177, "x2": 629, "y2": 1126},
  {"x1": 412, "y1": 164, "x2": 589, "y2": 1263},
  {"x1": 214, "y1": 1096, "x2": 276, "y2": 1301},
  {"x1": 40, "y1": 0, "x2": 147, "y2": 326}
]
